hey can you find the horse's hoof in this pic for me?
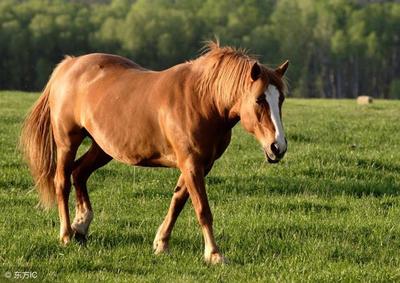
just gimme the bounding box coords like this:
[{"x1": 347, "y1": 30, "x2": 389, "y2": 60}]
[
  {"x1": 205, "y1": 252, "x2": 227, "y2": 265},
  {"x1": 71, "y1": 219, "x2": 90, "y2": 236},
  {"x1": 73, "y1": 231, "x2": 87, "y2": 245},
  {"x1": 153, "y1": 239, "x2": 169, "y2": 255},
  {"x1": 60, "y1": 234, "x2": 72, "y2": 246}
]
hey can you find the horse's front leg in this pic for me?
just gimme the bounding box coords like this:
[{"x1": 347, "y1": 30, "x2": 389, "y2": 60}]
[
  {"x1": 153, "y1": 174, "x2": 189, "y2": 254},
  {"x1": 181, "y1": 159, "x2": 225, "y2": 264}
]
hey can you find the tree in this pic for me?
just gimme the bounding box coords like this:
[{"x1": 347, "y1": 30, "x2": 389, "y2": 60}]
[{"x1": 0, "y1": 0, "x2": 398, "y2": 98}]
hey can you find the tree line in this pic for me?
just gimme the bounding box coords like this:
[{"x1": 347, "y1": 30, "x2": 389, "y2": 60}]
[{"x1": 1, "y1": 0, "x2": 399, "y2": 98}]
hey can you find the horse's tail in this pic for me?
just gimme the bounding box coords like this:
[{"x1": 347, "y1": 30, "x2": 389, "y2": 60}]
[{"x1": 20, "y1": 80, "x2": 57, "y2": 209}]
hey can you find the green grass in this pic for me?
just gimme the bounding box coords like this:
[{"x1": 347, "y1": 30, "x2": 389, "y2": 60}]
[{"x1": 1, "y1": 91, "x2": 400, "y2": 282}]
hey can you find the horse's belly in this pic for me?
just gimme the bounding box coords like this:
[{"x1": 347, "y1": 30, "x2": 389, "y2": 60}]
[
  {"x1": 136, "y1": 155, "x2": 177, "y2": 167},
  {"x1": 87, "y1": 125, "x2": 177, "y2": 167},
  {"x1": 115, "y1": 150, "x2": 178, "y2": 168},
  {"x1": 81, "y1": 95, "x2": 177, "y2": 166}
]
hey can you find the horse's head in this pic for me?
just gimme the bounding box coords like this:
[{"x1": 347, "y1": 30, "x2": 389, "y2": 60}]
[{"x1": 238, "y1": 61, "x2": 289, "y2": 163}]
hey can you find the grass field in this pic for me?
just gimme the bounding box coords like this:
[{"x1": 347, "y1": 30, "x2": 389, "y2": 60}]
[{"x1": 1, "y1": 91, "x2": 400, "y2": 282}]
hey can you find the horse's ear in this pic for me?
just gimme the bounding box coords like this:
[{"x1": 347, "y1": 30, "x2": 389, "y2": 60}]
[
  {"x1": 250, "y1": 62, "x2": 261, "y2": 81},
  {"x1": 275, "y1": 60, "x2": 289, "y2": 77}
]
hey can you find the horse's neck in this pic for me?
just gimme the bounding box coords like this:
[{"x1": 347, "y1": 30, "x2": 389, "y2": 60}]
[{"x1": 189, "y1": 61, "x2": 241, "y2": 127}]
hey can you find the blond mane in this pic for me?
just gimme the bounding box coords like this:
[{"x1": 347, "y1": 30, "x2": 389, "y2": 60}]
[
  {"x1": 192, "y1": 41, "x2": 287, "y2": 113},
  {"x1": 193, "y1": 41, "x2": 256, "y2": 111}
]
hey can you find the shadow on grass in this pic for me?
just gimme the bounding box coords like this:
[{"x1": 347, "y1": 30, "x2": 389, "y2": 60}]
[
  {"x1": 262, "y1": 201, "x2": 350, "y2": 213},
  {"x1": 94, "y1": 172, "x2": 399, "y2": 200},
  {"x1": 88, "y1": 231, "x2": 147, "y2": 250},
  {"x1": 354, "y1": 158, "x2": 400, "y2": 172},
  {"x1": 224, "y1": 222, "x2": 399, "y2": 266},
  {"x1": 209, "y1": 175, "x2": 400, "y2": 197}
]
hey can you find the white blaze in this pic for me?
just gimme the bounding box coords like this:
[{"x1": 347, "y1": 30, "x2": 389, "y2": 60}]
[{"x1": 265, "y1": 85, "x2": 286, "y2": 153}]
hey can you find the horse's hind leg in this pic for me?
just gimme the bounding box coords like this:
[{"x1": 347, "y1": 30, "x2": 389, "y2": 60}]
[
  {"x1": 54, "y1": 135, "x2": 83, "y2": 245},
  {"x1": 71, "y1": 141, "x2": 111, "y2": 241},
  {"x1": 153, "y1": 175, "x2": 189, "y2": 254}
]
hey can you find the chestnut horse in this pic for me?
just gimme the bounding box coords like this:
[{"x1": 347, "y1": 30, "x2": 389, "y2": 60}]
[{"x1": 20, "y1": 42, "x2": 288, "y2": 264}]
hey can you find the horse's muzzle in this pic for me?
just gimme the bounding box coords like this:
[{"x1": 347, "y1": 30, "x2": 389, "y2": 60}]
[
  {"x1": 264, "y1": 140, "x2": 287, "y2": 164},
  {"x1": 266, "y1": 155, "x2": 281, "y2": 164}
]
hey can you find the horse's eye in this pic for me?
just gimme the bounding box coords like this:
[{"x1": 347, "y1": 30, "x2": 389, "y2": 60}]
[{"x1": 256, "y1": 95, "x2": 266, "y2": 104}]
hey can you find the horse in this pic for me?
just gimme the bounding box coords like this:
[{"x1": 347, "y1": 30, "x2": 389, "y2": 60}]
[{"x1": 20, "y1": 41, "x2": 288, "y2": 264}]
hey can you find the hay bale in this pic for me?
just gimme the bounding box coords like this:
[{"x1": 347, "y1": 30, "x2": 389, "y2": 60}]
[{"x1": 357, "y1": 96, "x2": 373, "y2": 105}]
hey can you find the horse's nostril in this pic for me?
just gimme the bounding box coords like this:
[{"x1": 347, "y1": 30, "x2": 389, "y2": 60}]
[{"x1": 271, "y1": 143, "x2": 280, "y2": 156}]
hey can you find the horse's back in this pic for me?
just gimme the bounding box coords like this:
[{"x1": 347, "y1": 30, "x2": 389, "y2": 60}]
[
  {"x1": 50, "y1": 53, "x2": 146, "y2": 94},
  {"x1": 48, "y1": 53, "x2": 147, "y2": 125},
  {"x1": 73, "y1": 53, "x2": 145, "y2": 71}
]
